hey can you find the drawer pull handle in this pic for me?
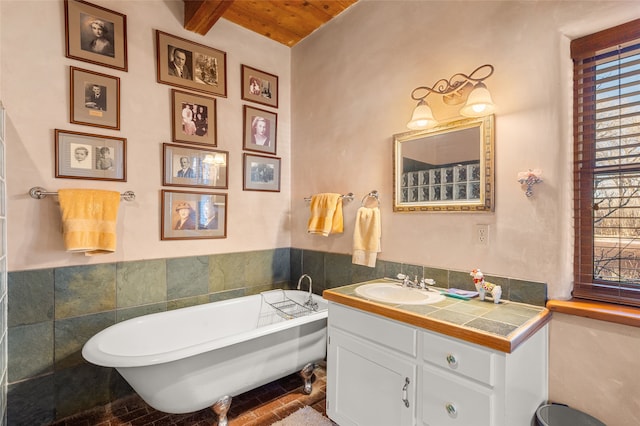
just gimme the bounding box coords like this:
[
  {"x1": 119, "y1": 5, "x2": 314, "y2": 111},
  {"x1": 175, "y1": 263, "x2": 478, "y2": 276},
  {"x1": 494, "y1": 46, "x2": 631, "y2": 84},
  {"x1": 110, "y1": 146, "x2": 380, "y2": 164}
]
[
  {"x1": 446, "y1": 354, "x2": 458, "y2": 367},
  {"x1": 446, "y1": 403, "x2": 457, "y2": 416},
  {"x1": 401, "y1": 377, "x2": 410, "y2": 408}
]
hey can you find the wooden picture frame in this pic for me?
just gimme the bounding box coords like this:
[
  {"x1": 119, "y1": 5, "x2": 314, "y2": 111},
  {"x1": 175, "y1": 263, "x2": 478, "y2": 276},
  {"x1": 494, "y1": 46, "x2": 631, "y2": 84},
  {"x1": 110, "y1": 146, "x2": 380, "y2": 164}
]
[
  {"x1": 241, "y1": 65, "x2": 278, "y2": 108},
  {"x1": 55, "y1": 129, "x2": 126, "y2": 181},
  {"x1": 156, "y1": 30, "x2": 227, "y2": 98},
  {"x1": 172, "y1": 89, "x2": 216, "y2": 146},
  {"x1": 163, "y1": 143, "x2": 228, "y2": 189},
  {"x1": 64, "y1": 0, "x2": 128, "y2": 71},
  {"x1": 243, "y1": 105, "x2": 277, "y2": 155},
  {"x1": 70, "y1": 66, "x2": 120, "y2": 130},
  {"x1": 161, "y1": 189, "x2": 227, "y2": 240},
  {"x1": 243, "y1": 153, "x2": 281, "y2": 192}
]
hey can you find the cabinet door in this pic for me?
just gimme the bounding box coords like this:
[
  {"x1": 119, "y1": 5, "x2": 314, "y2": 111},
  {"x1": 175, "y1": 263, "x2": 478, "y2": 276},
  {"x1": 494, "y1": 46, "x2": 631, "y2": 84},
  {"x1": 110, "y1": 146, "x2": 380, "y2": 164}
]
[
  {"x1": 421, "y1": 366, "x2": 493, "y2": 426},
  {"x1": 328, "y1": 328, "x2": 417, "y2": 426}
]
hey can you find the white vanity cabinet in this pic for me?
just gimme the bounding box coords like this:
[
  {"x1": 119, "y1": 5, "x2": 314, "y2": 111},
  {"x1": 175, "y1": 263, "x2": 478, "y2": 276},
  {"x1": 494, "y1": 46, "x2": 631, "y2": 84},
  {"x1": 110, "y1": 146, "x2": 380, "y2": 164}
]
[
  {"x1": 327, "y1": 302, "x2": 548, "y2": 426},
  {"x1": 327, "y1": 303, "x2": 418, "y2": 426}
]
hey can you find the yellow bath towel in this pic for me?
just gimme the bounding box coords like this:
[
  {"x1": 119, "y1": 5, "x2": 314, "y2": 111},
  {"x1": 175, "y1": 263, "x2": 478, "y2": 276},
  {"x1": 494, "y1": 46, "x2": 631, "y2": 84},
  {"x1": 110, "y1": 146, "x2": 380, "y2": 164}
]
[
  {"x1": 58, "y1": 189, "x2": 121, "y2": 256},
  {"x1": 352, "y1": 206, "x2": 381, "y2": 267},
  {"x1": 307, "y1": 193, "x2": 343, "y2": 236}
]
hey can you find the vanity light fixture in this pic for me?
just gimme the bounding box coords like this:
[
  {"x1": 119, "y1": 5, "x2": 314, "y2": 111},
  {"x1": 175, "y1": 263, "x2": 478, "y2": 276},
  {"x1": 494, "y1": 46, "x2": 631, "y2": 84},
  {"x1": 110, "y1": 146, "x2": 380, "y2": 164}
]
[{"x1": 407, "y1": 64, "x2": 495, "y2": 130}]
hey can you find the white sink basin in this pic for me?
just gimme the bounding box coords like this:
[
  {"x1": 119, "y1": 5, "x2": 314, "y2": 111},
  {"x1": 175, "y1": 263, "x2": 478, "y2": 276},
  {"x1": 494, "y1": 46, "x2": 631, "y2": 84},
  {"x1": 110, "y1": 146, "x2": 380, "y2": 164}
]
[{"x1": 355, "y1": 282, "x2": 445, "y2": 305}]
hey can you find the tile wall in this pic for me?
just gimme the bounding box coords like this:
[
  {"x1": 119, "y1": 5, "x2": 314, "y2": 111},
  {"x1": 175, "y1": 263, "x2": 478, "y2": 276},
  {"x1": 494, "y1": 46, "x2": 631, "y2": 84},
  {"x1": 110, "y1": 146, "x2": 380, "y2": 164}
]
[{"x1": 7, "y1": 247, "x2": 546, "y2": 425}]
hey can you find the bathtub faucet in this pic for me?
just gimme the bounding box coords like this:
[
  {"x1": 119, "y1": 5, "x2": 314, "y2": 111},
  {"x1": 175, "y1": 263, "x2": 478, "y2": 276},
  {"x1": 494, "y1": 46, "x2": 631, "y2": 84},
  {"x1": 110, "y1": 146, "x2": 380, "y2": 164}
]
[{"x1": 297, "y1": 274, "x2": 318, "y2": 311}]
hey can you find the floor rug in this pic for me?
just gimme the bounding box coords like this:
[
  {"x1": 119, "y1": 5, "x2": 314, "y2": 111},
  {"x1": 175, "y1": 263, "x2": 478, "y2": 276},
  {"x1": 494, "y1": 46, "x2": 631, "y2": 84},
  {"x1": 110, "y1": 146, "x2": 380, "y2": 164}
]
[{"x1": 270, "y1": 406, "x2": 335, "y2": 426}]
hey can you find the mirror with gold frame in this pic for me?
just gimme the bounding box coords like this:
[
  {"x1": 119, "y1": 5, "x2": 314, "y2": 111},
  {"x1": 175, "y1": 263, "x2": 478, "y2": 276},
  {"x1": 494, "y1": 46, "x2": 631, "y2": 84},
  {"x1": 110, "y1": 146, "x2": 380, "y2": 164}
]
[{"x1": 393, "y1": 115, "x2": 494, "y2": 212}]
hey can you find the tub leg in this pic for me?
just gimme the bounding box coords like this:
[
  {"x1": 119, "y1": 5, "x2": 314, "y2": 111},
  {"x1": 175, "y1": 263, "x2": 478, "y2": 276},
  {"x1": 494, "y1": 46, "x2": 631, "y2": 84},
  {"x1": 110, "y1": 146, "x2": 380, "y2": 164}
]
[
  {"x1": 300, "y1": 362, "x2": 316, "y2": 395},
  {"x1": 212, "y1": 395, "x2": 232, "y2": 426}
]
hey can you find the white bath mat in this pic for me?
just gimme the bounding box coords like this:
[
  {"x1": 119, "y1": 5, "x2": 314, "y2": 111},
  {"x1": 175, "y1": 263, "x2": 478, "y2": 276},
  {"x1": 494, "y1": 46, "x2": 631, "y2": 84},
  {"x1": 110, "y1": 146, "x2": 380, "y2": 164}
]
[{"x1": 270, "y1": 406, "x2": 335, "y2": 426}]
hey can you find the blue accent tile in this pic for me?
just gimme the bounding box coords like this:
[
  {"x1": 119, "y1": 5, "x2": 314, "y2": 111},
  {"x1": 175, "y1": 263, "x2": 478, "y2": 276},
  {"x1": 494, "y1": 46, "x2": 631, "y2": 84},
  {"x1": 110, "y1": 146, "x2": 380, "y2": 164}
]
[{"x1": 273, "y1": 247, "x2": 291, "y2": 283}]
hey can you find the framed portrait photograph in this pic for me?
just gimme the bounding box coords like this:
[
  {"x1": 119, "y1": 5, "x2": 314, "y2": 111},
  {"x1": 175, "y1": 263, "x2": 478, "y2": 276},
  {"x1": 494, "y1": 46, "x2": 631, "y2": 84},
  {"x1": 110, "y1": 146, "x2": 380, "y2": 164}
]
[
  {"x1": 163, "y1": 143, "x2": 228, "y2": 189},
  {"x1": 156, "y1": 30, "x2": 227, "y2": 98},
  {"x1": 70, "y1": 66, "x2": 120, "y2": 129},
  {"x1": 241, "y1": 65, "x2": 278, "y2": 108},
  {"x1": 243, "y1": 153, "x2": 281, "y2": 192},
  {"x1": 64, "y1": 0, "x2": 128, "y2": 71},
  {"x1": 161, "y1": 190, "x2": 227, "y2": 240},
  {"x1": 55, "y1": 129, "x2": 126, "y2": 181},
  {"x1": 243, "y1": 105, "x2": 277, "y2": 155},
  {"x1": 172, "y1": 89, "x2": 216, "y2": 146}
]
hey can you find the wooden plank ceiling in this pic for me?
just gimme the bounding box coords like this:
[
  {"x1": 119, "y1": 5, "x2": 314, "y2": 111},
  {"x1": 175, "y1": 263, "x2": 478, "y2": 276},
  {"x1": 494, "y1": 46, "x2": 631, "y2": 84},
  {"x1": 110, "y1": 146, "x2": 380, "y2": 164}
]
[{"x1": 184, "y1": 0, "x2": 358, "y2": 47}]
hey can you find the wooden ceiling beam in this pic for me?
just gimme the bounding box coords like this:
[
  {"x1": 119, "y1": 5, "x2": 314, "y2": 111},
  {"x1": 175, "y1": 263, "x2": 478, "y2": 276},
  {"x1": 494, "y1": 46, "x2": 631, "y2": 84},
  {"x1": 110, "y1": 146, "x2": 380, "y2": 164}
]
[{"x1": 184, "y1": 0, "x2": 234, "y2": 35}]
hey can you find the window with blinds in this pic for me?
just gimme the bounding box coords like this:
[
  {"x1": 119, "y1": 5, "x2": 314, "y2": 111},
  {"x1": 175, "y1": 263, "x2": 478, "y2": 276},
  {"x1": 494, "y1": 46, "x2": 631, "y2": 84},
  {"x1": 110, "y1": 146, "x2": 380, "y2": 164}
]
[{"x1": 572, "y1": 19, "x2": 640, "y2": 307}]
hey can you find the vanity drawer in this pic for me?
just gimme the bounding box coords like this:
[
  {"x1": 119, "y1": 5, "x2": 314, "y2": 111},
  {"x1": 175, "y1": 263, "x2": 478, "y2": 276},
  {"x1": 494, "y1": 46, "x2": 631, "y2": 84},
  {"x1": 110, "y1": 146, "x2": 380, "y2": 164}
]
[
  {"x1": 422, "y1": 330, "x2": 496, "y2": 386},
  {"x1": 421, "y1": 366, "x2": 493, "y2": 426},
  {"x1": 329, "y1": 303, "x2": 417, "y2": 357}
]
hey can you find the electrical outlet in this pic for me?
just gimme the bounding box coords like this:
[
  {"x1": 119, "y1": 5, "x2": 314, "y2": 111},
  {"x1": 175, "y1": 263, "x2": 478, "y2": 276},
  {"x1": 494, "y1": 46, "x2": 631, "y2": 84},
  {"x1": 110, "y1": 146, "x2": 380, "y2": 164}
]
[{"x1": 476, "y1": 224, "x2": 489, "y2": 246}]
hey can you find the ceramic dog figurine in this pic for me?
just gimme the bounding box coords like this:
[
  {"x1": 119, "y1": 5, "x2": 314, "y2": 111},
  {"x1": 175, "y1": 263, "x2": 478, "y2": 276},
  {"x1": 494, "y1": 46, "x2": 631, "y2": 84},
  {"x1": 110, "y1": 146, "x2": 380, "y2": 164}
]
[{"x1": 470, "y1": 269, "x2": 502, "y2": 304}]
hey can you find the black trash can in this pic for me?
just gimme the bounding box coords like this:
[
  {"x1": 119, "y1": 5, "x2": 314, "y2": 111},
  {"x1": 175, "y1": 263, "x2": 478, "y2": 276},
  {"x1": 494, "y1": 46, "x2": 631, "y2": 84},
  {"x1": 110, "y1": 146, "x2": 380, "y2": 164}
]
[{"x1": 536, "y1": 403, "x2": 606, "y2": 426}]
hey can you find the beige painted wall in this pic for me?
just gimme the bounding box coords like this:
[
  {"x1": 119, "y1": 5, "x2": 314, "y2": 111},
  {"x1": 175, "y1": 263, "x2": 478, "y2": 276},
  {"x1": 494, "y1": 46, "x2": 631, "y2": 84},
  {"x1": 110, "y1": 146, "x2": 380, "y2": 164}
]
[
  {"x1": 290, "y1": 1, "x2": 640, "y2": 425},
  {"x1": 3, "y1": 1, "x2": 640, "y2": 425},
  {"x1": 550, "y1": 313, "x2": 640, "y2": 426},
  {"x1": 1, "y1": 0, "x2": 291, "y2": 272},
  {"x1": 291, "y1": 0, "x2": 639, "y2": 302}
]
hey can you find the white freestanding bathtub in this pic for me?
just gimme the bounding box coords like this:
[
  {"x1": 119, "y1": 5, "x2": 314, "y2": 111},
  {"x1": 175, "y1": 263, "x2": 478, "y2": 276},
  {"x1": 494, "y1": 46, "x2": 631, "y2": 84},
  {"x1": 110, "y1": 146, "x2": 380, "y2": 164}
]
[{"x1": 82, "y1": 289, "x2": 328, "y2": 423}]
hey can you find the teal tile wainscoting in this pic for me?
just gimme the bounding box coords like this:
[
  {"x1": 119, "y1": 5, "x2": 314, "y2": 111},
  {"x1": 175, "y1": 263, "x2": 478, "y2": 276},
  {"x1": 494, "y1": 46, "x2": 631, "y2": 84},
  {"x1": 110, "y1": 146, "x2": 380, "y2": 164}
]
[{"x1": 7, "y1": 248, "x2": 545, "y2": 425}]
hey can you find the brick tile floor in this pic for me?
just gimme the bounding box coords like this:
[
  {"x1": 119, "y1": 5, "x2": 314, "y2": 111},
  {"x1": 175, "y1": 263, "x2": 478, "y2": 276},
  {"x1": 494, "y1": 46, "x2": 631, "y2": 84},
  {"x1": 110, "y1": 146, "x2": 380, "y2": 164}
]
[{"x1": 51, "y1": 366, "x2": 329, "y2": 426}]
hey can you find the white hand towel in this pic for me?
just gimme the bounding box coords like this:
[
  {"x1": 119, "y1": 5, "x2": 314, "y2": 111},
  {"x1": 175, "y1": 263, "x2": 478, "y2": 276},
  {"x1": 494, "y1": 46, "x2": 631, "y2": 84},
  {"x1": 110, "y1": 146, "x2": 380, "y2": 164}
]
[{"x1": 352, "y1": 206, "x2": 381, "y2": 267}]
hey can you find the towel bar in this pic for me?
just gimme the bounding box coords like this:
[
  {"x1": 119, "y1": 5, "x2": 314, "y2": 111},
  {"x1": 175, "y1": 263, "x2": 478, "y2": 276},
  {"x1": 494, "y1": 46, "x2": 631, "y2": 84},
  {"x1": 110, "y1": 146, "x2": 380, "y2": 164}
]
[
  {"x1": 29, "y1": 187, "x2": 136, "y2": 201},
  {"x1": 304, "y1": 192, "x2": 353, "y2": 202}
]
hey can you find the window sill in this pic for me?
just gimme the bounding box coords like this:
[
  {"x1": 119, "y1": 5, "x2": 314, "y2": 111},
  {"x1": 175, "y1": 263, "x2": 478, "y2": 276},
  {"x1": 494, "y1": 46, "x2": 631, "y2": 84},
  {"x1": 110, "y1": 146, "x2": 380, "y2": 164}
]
[{"x1": 547, "y1": 299, "x2": 640, "y2": 328}]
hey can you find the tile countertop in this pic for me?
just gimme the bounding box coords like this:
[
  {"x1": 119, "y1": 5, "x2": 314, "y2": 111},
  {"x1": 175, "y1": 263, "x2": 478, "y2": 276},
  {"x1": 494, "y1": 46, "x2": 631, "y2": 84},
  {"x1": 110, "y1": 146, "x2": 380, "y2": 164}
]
[{"x1": 323, "y1": 281, "x2": 551, "y2": 354}]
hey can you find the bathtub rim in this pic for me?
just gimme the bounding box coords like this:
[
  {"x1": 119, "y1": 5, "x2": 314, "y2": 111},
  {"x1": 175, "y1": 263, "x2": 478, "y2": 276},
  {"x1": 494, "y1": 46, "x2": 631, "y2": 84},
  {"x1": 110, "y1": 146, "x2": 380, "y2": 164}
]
[{"x1": 82, "y1": 290, "x2": 328, "y2": 368}]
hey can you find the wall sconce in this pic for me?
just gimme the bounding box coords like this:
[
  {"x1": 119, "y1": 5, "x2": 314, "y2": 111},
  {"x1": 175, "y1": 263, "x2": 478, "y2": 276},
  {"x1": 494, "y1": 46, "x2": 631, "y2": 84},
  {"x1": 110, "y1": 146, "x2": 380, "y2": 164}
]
[
  {"x1": 407, "y1": 64, "x2": 495, "y2": 130},
  {"x1": 517, "y1": 169, "x2": 543, "y2": 197}
]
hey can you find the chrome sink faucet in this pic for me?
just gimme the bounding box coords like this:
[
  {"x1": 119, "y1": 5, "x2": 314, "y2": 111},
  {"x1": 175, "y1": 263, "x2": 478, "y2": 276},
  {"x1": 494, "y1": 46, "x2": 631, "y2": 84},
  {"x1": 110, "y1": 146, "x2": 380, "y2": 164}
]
[
  {"x1": 397, "y1": 273, "x2": 425, "y2": 289},
  {"x1": 297, "y1": 274, "x2": 318, "y2": 311}
]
